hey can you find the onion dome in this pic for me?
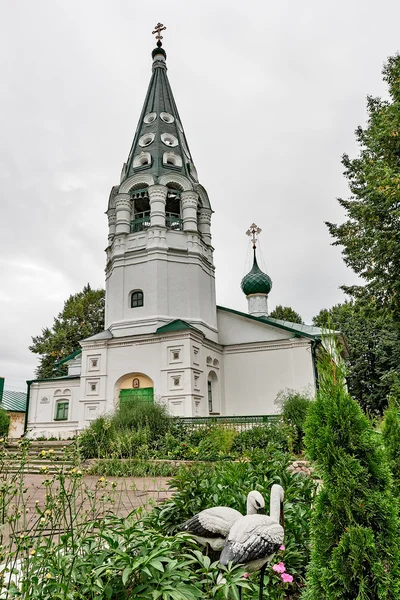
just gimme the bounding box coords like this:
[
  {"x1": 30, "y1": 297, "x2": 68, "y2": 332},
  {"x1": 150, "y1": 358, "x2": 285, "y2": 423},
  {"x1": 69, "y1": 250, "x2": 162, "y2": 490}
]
[{"x1": 241, "y1": 255, "x2": 272, "y2": 296}]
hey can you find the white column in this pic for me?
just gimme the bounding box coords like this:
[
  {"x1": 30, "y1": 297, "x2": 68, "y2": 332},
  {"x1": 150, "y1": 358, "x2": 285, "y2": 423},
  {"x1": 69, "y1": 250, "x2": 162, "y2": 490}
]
[
  {"x1": 149, "y1": 185, "x2": 167, "y2": 227},
  {"x1": 181, "y1": 190, "x2": 199, "y2": 232},
  {"x1": 107, "y1": 210, "x2": 116, "y2": 244},
  {"x1": 198, "y1": 208, "x2": 212, "y2": 245},
  {"x1": 247, "y1": 294, "x2": 269, "y2": 317},
  {"x1": 115, "y1": 194, "x2": 131, "y2": 235}
]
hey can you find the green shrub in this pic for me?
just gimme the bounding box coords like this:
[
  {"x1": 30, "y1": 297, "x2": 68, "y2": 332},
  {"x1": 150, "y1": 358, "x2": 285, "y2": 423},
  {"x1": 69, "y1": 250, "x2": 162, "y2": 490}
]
[
  {"x1": 276, "y1": 390, "x2": 312, "y2": 453},
  {"x1": 231, "y1": 423, "x2": 291, "y2": 454},
  {"x1": 196, "y1": 426, "x2": 238, "y2": 459},
  {"x1": 112, "y1": 401, "x2": 172, "y2": 441},
  {"x1": 110, "y1": 427, "x2": 150, "y2": 459},
  {"x1": 303, "y1": 352, "x2": 400, "y2": 600},
  {"x1": 78, "y1": 415, "x2": 113, "y2": 458},
  {"x1": 0, "y1": 408, "x2": 10, "y2": 437},
  {"x1": 382, "y1": 383, "x2": 400, "y2": 498}
]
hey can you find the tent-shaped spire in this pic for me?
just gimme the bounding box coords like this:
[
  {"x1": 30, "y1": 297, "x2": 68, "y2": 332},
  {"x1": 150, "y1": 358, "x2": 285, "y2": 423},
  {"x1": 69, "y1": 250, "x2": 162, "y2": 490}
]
[{"x1": 122, "y1": 32, "x2": 198, "y2": 184}]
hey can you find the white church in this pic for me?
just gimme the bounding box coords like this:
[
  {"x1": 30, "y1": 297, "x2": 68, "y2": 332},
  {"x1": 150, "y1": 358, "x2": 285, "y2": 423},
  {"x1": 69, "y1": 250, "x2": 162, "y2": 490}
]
[{"x1": 26, "y1": 30, "x2": 324, "y2": 439}]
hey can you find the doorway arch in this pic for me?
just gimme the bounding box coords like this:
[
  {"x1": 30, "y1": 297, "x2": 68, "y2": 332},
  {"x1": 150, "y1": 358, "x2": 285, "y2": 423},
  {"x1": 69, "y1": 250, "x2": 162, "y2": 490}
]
[{"x1": 115, "y1": 372, "x2": 154, "y2": 407}]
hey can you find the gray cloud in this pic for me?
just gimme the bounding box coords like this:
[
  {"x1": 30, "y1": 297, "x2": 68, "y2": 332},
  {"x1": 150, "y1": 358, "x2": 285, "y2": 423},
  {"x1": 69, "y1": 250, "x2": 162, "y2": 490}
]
[{"x1": 1, "y1": 0, "x2": 399, "y2": 388}]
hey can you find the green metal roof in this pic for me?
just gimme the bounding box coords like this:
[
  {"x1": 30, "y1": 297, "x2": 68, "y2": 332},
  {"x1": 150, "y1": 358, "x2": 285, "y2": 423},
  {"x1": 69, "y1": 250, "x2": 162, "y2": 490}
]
[
  {"x1": 156, "y1": 319, "x2": 202, "y2": 334},
  {"x1": 0, "y1": 389, "x2": 27, "y2": 413},
  {"x1": 28, "y1": 375, "x2": 80, "y2": 384},
  {"x1": 123, "y1": 43, "x2": 198, "y2": 184},
  {"x1": 217, "y1": 305, "x2": 324, "y2": 340},
  {"x1": 241, "y1": 255, "x2": 272, "y2": 296},
  {"x1": 54, "y1": 349, "x2": 82, "y2": 366}
]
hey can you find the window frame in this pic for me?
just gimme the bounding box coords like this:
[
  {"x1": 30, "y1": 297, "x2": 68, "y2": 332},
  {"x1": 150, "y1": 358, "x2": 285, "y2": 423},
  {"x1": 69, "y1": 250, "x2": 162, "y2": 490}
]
[
  {"x1": 130, "y1": 290, "x2": 144, "y2": 308},
  {"x1": 55, "y1": 401, "x2": 69, "y2": 421}
]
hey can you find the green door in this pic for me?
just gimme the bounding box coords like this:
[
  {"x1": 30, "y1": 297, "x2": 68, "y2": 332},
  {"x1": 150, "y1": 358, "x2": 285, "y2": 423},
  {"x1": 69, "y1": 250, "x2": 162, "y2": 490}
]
[{"x1": 119, "y1": 387, "x2": 154, "y2": 405}]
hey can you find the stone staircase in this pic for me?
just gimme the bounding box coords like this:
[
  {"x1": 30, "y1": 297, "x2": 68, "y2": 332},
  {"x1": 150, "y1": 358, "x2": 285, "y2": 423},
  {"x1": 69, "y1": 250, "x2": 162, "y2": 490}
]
[{"x1": 2, "y1": 440, "x2": 77, "y2": 474}]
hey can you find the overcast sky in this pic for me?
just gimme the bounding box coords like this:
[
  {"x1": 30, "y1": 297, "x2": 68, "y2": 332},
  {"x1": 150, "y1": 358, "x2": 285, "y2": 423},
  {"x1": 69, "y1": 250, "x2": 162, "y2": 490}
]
[{"x1": 1, "y1": 0, "x2": 399, "y2": 390}]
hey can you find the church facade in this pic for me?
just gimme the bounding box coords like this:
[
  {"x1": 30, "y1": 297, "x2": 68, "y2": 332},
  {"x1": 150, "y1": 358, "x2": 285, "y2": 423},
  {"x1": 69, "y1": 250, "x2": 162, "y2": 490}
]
[{"x1": 26, "y1": 34, "x2": 323, "y2": 439}]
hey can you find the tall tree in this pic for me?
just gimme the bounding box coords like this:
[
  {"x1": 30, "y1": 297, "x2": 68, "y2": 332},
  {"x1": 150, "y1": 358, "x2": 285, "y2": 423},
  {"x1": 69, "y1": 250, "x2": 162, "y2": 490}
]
[
  {"x1": 269, "y1": 305, "x2": 303, "y2": 323},
  {"x1": 313, "y1": 300, "x2": 400, "y2": 414},
  {"x1": 303, "y1": 352, "x2": 400, "y2": 599},
  {"x1": 30, "y1": 284, "x2": 105, "y2": 379},
  {"x1": 326, "y1": 54, "x2": 400, "y2": 314}
]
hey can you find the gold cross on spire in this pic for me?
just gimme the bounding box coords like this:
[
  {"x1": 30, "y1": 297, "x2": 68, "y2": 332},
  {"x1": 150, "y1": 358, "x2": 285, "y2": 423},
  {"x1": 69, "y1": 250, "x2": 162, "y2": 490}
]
[
  {"x1": 152, "y1": 22, "x2": 166, "y2": 44},
  {"x1": 246, "y1": 223, "x2": 262, "y2": 249}
]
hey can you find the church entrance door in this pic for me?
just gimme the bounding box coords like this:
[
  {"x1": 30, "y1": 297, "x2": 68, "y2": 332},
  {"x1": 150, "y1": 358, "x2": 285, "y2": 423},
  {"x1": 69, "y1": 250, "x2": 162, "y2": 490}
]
[{"x1": 119, "y1": 387, "x2": 154, "y2": 405}]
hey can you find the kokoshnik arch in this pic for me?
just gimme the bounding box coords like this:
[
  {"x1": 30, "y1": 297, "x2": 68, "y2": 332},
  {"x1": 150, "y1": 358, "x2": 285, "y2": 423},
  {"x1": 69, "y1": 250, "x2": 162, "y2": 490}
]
[{"x1": 26, "y1": 25, "x2": 326, "y2": 438}]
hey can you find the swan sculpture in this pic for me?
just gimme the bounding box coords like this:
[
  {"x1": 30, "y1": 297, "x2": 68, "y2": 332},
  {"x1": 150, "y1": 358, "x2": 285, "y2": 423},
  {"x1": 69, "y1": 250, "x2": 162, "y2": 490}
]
[
  {"x1": 180, "y1": 490, "x2": 265, "y2": 555},
  {"x1": 219, "y1": 483, "x2": 284, "y2": 599}
]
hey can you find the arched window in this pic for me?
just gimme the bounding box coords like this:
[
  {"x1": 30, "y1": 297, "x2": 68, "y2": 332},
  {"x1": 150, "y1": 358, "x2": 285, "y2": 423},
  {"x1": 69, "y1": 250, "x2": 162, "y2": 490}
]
[{"x1": 131, "y1": 290, "x2": 144, "y2": 308}]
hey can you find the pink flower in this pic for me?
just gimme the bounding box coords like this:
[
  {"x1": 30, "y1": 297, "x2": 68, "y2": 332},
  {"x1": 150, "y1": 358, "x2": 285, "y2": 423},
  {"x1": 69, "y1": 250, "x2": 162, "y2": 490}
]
[
  {"x1": 279, "y1": 545, "x2": 285, "y2": 551},
  {"x1": 281, "y1": 573, "x2": 293, "y2": 583},
  {"x1": 243, "y1": 573, "x2": 249, "y2": 579},
  {"x1": 272, "y1": 562, "x2": 286, "y2": 574}
]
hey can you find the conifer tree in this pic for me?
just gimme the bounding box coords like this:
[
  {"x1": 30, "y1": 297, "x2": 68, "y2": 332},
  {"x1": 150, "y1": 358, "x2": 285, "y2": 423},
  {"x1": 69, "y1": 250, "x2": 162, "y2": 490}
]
[
  {"x1": 303, "y1": 351, "x2": 400, "y2": 600},
  {"x1": 382, "y1": 378, "x2": 400, "y2": 498}
]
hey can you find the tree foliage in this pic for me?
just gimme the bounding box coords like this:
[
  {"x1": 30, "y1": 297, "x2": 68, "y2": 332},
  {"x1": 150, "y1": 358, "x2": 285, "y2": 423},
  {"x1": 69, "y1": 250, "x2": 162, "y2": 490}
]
[
  {"x1": 313, "y1": 299, "x2": 400, "y2": 414},
  {"x1": 382, "y1": 377, "x2": 400, "y2": 498},
  {"x1": 303, "y1": 352, "x2": 400, "y2": 599},
  {"x1": 30, "y1": 284, "x2": 105, "y2": 379},
  {"x1": 326, "y1": 54, "x2": 400, "y2": 314},
  {"x1": 269, "y1": 305, "x2": 303, "y2": 323}
]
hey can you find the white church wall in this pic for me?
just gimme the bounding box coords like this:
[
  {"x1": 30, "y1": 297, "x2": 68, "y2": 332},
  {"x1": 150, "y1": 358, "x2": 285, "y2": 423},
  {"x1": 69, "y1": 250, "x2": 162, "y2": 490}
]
[
  {"x1": 217, "y1": 309, "x2": 292, "y2": 345},
  {"x1": 27, "y1": 378, "x2": 80, "y2": 439},
  {"x1": 222, "y1": 341, "x2": 316, "y2": 415}
]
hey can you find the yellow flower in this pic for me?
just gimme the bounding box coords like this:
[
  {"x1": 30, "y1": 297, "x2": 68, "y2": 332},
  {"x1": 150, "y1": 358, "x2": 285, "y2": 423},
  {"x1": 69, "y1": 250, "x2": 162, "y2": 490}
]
[
  {"x1": 29, "y1": 549, "x2": 36, "y2": 556},
  {"x1": 45, "y1": 573, "x2": 52, "y2": 580},
  {"x1": 0, "y1": 439, "x2": 4, "y2": 443},
  {"x1": 40, "y1": 518, "x2": 46, "y2": 524},
  {"x1": 45, "y1": 510, "x2": 51, "y2": 516},
  {"x1": 98, "y1": 477, "x2": 105, "y2": 482},
  {"x1": 106, "y1": 569, "x2": 111, "y2": 575}
]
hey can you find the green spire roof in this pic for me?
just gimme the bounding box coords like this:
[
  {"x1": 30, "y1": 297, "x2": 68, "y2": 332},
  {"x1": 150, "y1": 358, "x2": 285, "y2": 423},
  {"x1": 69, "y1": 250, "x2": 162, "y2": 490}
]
[
  {"x1": 241, "y1": 254, "x2": 272, "y2": 296},
  {"x1": 122, "y1": 43, "x2": 198, "y2": 183}
]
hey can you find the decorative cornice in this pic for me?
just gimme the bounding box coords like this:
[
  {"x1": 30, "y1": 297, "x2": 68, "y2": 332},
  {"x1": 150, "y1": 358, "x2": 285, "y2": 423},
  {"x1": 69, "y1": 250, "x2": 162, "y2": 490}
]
[{"x1": 223, "y1": 338, "x2": 312, "y2": 355}]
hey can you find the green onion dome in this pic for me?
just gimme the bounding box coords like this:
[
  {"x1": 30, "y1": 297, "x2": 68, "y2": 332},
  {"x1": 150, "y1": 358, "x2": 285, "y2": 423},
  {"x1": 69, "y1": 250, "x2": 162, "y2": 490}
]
[{"x1": 241, "y1": 256, "x2": 272, "y2": 296}]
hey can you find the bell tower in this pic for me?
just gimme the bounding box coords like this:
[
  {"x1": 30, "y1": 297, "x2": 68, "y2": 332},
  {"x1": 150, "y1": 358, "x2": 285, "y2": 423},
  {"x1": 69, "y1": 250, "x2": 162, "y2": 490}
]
[{"x1": 105, "y1": 25, "x2": 217, "y2": 342}]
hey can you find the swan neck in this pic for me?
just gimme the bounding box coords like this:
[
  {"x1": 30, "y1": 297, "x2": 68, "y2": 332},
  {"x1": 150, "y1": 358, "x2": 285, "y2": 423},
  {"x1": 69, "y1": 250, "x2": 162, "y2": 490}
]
[
  {"x1": 270, "y1": 488, "x2": 281, "y2": 522},
  {"x1": 246, "y1": 496, "x2": 257, "y2": 515}
]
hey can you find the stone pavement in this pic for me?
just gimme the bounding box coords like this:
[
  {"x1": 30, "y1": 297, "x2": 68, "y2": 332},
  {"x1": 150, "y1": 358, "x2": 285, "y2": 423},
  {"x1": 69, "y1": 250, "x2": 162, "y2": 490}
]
[{"x1": 3, "y1": 475, "x2": 174, "y2": 546}]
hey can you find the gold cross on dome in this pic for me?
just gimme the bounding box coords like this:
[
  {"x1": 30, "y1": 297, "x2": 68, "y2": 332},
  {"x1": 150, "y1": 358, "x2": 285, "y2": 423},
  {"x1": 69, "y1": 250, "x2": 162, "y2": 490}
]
[
  {"x1": 246, "y1": 223, "x2": 262, "y2": 249},
  {"x1": 152, "y1": 23, "x2": 166, "y2": 43}
]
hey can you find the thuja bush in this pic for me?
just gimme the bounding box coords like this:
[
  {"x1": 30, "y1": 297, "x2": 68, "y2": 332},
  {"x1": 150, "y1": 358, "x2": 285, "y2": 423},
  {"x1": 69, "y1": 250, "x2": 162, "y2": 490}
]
[
  {"x1": 302, "y1": 353, "x2": 400, "y2": 600},
  {"x1": 382, "y1": 384, "x2": 400, "y2": 498}
]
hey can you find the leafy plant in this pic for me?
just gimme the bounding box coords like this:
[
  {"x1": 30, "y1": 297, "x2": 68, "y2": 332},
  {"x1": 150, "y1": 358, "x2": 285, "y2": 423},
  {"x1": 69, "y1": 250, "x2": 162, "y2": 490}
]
[
  {"x1": 0, "y1": 408, "x2": 10, "y2": 437},
  {"x1": 275, "y1": 390, "x2": 312, "y2": 453},
  {"x1": 231, "y1": 424, "x2": 291, "y2": 455}
]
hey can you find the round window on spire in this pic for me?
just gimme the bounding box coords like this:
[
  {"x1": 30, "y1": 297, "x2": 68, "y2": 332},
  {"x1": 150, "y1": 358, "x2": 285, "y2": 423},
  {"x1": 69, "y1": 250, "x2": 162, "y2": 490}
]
[
  {"x1": 161, "y1": 133, "x2": 178, "y2": 147},
  {"x1": 139, "y1": 133, "x2": 155, "y2": 147},
  {"x1": 160, "y1": 112, "x2": 175, "y2": 124},
  {"x1": 144, "y1": 112, "x2": 157, "y2": 124}
]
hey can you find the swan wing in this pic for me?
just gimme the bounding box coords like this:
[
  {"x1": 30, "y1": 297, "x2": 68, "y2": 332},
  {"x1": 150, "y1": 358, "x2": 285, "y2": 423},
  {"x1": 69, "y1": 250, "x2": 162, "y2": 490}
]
[
  {"x1": 220, "y1": 518, "x2": 284, "y2": 566},
  {"x1": 181, "y1": 507, "x2": 242, "y2": 538}
]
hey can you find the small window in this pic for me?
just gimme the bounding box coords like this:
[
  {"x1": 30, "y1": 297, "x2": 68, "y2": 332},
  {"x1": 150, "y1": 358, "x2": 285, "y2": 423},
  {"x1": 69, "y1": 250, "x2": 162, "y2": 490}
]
[
  {"x1": 208, "y1": 381, "x2": 213, "y2": 413},
  {"x1": 144, "y1": 112, "x2": 157, "y2": 124},
  {"x1": 160, "y1": 112, "x2": 174, "y2": 123},
  {"x1": 55, "y1": 401, "x2": 69, "y2": 421},
  {"x1": 139, "y1": 133, "x2": 155, "y2": 147},
  {"x1": 131, "y1": 290, "x2": 144, "y2": 308},
  {"x1": 161, "y1": 133, "x2": 178, "y2": 147}
]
